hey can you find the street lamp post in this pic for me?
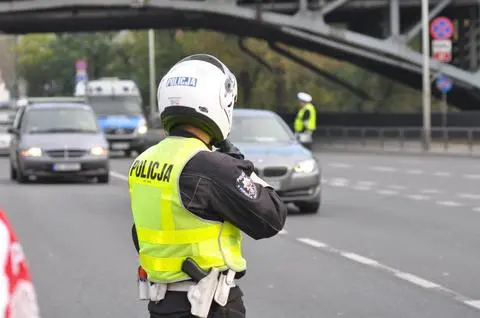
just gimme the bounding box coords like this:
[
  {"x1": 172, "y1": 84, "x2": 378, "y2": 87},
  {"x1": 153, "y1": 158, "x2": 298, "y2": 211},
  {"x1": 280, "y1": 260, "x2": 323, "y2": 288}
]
[
  {"x1": 421, "y1": 0, "x2": 431, "y2": 151},
  {"x1": 148, "y1": 29, "x2": 156, "y2": 121}
]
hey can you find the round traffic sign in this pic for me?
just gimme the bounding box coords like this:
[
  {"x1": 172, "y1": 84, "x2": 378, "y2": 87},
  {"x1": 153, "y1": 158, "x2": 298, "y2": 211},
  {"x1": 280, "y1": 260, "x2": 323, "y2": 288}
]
[
  {"x1": 75, "y1": 59, "x2": 87, "y2": 71},
  {"x1": 435, "y1": 75, "x2": 453, "y2": 94},
  {"x1": 430, "y1": 17, "x2": 454, "y2": 40}
]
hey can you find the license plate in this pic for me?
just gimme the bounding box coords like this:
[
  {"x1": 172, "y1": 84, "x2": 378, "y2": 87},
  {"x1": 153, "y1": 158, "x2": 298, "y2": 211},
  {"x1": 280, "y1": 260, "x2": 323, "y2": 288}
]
[
  {"x1": 53, "y1": 163, "x2": 81, "y2": 171},
  {"x1": 111, "y1": 142, "x2": 130, "y2": 150},
  {"x1": 266, "y1": 180, "x2": 281, "y2": 190}
]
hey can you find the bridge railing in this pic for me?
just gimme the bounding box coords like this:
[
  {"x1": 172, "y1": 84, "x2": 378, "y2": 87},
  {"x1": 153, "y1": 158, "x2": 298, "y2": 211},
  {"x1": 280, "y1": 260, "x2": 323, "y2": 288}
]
[{"x1": 314, "y1": 126, "x2": 480, "y2": 155}]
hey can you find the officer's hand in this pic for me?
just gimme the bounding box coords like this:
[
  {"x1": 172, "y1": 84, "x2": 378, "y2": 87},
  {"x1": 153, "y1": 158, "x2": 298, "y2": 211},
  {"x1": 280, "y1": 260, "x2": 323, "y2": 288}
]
[{"x1": 214, "y1": 138, "x2": 245, "y2": 160}]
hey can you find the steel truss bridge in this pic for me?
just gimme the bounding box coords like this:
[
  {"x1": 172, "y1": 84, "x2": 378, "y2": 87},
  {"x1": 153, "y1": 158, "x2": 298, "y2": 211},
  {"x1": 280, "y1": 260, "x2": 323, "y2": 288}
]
[{"x1": 1, "y1": 0, "x2": 480, "y2": 110}]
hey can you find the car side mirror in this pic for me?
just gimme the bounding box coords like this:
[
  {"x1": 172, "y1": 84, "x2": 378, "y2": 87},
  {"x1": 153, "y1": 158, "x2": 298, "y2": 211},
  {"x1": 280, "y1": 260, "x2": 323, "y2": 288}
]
[{"x1": 7, "y1": 127, "x2": 18, "y2": 135}]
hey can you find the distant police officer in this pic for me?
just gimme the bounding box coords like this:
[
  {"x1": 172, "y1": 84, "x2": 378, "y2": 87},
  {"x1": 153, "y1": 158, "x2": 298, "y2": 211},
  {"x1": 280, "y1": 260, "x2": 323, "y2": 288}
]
[
  {"x1": 293, "y1": 92, "x2": 317, "y2": 150},
  {"x1": 128, "y1": 54, "x2": 288, "y2": 318}
]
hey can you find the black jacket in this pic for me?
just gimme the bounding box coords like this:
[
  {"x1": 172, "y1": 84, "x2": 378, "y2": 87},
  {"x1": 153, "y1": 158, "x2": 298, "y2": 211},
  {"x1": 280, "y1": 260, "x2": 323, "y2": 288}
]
[{"x1": 131, "y1": 128, "x2": 288, "y2": 254}]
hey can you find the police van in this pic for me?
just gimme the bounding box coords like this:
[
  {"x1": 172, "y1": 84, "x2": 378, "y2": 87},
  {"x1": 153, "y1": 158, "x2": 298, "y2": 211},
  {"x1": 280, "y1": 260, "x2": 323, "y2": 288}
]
[{"x1": 78, "y1": 78, "x2": 148, "y2": 156}]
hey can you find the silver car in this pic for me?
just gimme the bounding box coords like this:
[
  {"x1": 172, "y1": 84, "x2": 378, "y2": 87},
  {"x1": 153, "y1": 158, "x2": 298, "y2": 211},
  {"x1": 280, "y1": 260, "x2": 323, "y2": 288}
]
[
  {"x1": 8, "y1": 102, "x2": 110, "y2": 183},
  {"x1": 230, "y1": 109, "x2": 322, "y2": 213}
]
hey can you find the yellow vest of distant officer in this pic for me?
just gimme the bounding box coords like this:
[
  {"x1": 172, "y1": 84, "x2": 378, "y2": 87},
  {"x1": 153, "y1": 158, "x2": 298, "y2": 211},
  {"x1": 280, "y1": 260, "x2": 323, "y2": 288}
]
[
  {"x1": 128, "y1": 137, "x2": 247, "y2": 283},
  {"x1": 294, "y1": 102, "x2": 317, "y2": 133}
]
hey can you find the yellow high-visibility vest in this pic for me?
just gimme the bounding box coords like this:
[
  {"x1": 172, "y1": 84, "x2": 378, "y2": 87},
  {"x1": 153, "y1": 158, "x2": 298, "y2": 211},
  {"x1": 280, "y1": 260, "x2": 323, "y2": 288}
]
[
  {"x1": 294, "y1": 103, "x2": 317, "y2": 132},
  {"x1": 128, "y1": 137, "x2": 247, "y2": 283}
]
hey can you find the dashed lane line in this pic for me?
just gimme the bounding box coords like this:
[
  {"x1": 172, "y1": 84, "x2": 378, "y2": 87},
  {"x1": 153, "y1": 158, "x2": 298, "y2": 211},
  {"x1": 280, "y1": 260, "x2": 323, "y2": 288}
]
[
  {"x1": 420, "y1": 189, "x2": 443, "y2": 194},
  {"x1": 472, "y1": 207, "x2": 480, "y2": 212},
  {"x1": 370, "y1": 166, "x2": 397, "y2": 172},
  {"x1": 405, "y1": 194, "x2": 431, "y2": 201},
  {"x1": 110, "y1": 171, "x2": 128, "y2": 181},
  {"x1": 463, "y1": 174, "x2": 480, "y2": 179},
  {"x1": 436, "y1": 201, "x2": 464, "y2": 207},
  {"x1": 327, "y1": 163, "x2": 352, "y2": 168},
  {"x1": 433, "y1": 171, "x2": 452, "y2": 177},
  {"x1": 387, "y1": 185, "x2": 407, "y2": 190},
  {"x1": 457, "y1": 193, "x2": 480, "y2": 200},
  {"x1": 294, "y1": 237, "x2": 480, "y2": 312},
  {"x1": 377, "y1": 189, "x2": 398, "y2": 195},
  {"x1": 406, "y1": 169, "x2": 423, "y2": 174}
]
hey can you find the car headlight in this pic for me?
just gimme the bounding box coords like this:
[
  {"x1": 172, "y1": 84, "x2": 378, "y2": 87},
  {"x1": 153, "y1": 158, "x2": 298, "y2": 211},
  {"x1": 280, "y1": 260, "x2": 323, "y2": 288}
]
[
  {"x1": 90, "y1": 146, "x2": 108, "y2": 156},
  {"x1": 293, "y1": 159, "x2": 317, "y2": 174},
  {"x1": 137, "y1": 125, "x2": 148, "y2": 134},
  {"x1": 20, "y1": 147, "x2": 42, "y2": 157}
]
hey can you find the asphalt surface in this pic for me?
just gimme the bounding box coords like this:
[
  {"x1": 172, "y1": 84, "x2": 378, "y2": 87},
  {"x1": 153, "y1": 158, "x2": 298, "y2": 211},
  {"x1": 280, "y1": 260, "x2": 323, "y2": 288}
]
[{"x1": 1, "y1": 151, "x2": 480, "y2": 318}]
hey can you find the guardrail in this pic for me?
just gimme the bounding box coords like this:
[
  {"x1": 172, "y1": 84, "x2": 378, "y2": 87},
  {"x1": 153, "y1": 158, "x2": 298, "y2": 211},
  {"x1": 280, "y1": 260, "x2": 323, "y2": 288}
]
[{"x1": 313, "y1": 126, "x2": 480, "y2": 156}]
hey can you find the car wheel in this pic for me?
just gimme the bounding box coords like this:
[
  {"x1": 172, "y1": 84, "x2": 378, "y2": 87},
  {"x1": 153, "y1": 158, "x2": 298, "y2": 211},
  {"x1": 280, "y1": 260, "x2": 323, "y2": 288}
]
[
  {"x1": 10, "y1": 163, "x2": 17, "y2": 181},
  {"x1": 296, "y1": 199, "x2": 321, "y2": 214},
  {"x1": 97, "y1": 173, "x2": 110, "y2": 184},
  {"x1": 16, "y1": 168, "x2": 29, "y2": 184}
]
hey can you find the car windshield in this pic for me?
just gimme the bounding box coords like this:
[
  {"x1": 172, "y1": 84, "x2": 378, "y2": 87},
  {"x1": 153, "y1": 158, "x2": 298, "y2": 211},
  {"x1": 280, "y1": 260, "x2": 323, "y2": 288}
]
[
  {"x1": 87, "y1": 95, "x2": 143, "y2": 115},
  {"x1": 23, "y1": 107, "x2": 99, "y2": 134},
  {"x1": 229, "y1": 114, "x2": 295, "y2": 143}
]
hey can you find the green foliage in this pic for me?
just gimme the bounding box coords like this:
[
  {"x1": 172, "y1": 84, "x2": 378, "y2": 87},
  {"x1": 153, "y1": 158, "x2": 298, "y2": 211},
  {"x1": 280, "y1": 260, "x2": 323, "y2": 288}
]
[{"x1": 15, "y1": 29, "x2": 429, "y2": 113}]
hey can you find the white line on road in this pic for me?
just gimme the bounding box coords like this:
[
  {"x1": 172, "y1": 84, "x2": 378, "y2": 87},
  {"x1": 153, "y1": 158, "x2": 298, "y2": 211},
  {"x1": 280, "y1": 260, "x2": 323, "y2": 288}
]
[
  {"x1": 387, "y1": 185, "x2": 406, "y2": 190},
  {"x1": 464, "y1": 300, "x2": 480, "y2": 310},
  {"x1": 351, "y1": 186, "x2": 372, "y2": 191},
  {"x1": 357, "y1": 181, "x2": 377, "y2": 186},
  {"x1": 457, "y1": 193, "x2": 480, "y2": 200},
  {"x1": 341, "y1": 252, "x2": 380, "y2": 266},
  {"x1": 377, "y1": 189, "x2": 398, "y2": 195},
  {"x1": 110, "y1": 171, "x2": 128, "y2": 181},
  {"x1": 436, "y1": 201, "x2": 463, "y2": 207},
  {"x1": 295, "y1": 235, "x2": 480, "y2": 312},
  {"x1": 296, "y1": 238, "x2": 327, "y2": 248},
  {"x1": 327, "y1": 163, "x2": 352, "y2": 168},
  {"x1": 406, "y1": 169, "x2": 423, "y2": 174},
  {"x1": 395, "y1": 272, "x2": 440, "y2": 289},
  {"x1": 370, "y1": 166, "x2": 397, "y2": 172},
  {"x1": 329, "y1": 178, "x2": 350, "y2": 187},
  {"x1": 278, "y1": 229, "x2": 288, "y2": 235},
  {"x1": 463, "y1": 174, "x2": 480, "y2": 179},
  {"x1": 420, "y1": 189, "x2": 443, "y2": 194},
  {"x1": 433, "y1": 171, "x2": 452, "y2": 177},
  {"x1": 406, "y1": 194, "x2": 430, "y2": 200},
  {"x1": 472, "y1": 207, "x2": 480, "y2": 212}
]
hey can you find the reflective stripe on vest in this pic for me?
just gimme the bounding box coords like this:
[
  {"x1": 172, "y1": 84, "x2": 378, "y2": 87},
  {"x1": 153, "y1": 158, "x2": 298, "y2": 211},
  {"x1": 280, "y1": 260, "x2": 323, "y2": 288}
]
[
  {"x1": 128, "y1": 137, "x2": 247, "y2": 283},
  {"x1": 294, "y1": 103, "x2": 317, "y2": 132}
]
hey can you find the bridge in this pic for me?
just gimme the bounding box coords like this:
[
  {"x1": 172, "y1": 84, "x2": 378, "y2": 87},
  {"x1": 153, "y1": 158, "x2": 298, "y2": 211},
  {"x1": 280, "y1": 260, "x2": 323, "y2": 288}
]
[{"x1": 0, "y1": 0, "x2": 479, "y2": 110}]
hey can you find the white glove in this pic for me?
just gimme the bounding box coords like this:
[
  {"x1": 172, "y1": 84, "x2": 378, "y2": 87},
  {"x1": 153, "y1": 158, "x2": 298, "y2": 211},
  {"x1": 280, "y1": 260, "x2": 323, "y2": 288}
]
[{"x1": 250, "y1": 171, "x2": 272, "y2": 188}]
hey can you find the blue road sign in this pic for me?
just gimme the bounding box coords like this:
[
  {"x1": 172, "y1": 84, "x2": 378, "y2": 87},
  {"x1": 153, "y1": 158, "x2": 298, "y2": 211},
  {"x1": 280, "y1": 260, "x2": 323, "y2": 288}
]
[
  {"x1": 75, "y1": 73, "x2": 88, "y2": 83},
  {"x1": 435, "y1": 75, "x2": 453, "y2": 94},
  {"x1": 430, "y1": 17, "x2": 454, "y2": 40}
]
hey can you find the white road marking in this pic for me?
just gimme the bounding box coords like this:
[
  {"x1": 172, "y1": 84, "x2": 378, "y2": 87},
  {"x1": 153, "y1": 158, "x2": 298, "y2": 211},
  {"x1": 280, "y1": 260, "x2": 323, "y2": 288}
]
[
  {"x1": 420, "y1": 189, "x2": 443, "y2": 194},
  {"x1": 321, "y1": 178, "x2": 327, "y2": 184},
  {"x1": 370, "y1": 166, "x2": 397, "y2": 172},
  {"x1": 329, "y1": 178, "x2": 350, "y2": 187},
  {"x1": 341, "y1": 253, "x2": 380, "y2": 266},
  {"x1": 472, "y1": 207, "x2": 480, "y2": 212},
  {"x1": 377, "y1": 189, "x2": 398, "y2": 195},
  {"x1": 433, "y1": 171, "x2": 451, "y2": 177},
  {"x1": 463, "y1": 174, "x2": 480, "y2": 179},
  {"x1": 457, "y1": 193, "x2": 480, "y2": 200},
  {"x1": 296, "y1": 238, "x2": 327, "y2": 248},
  {"x1": 464, "y1": 300, "x2": 480, "y2": 310},
  {"x1": 406, "y1": 194, "x2": 430, "y2": 200},
  {"x1": 296, "y1": 236, "x2": 480, "y2": 312},
  {"x1": 436, "y1": 201, "x2": 463, "y2": 207},
  {"x1": 110, "y1": 171, "x2": 128, "y2": 181},
  {"x1": 357, "y1": 181, "x2": 377, "y2": 186},
  {"x1": 387, "y1": 185, "x2": 406, "y2": 190},
  {"x1": 327, "y1": 163, "x2": 352, "y2": 168},
  {"x1": 406, "y1": 169, "x2": 423, "y2": 174},
  {"x1": 395, "y1": 273, "x2": 440, "y2": 289},
  {"x1": 352, "y1": 186, "x2": 371, "y2": 191},
  {"x1": 278, "y1": 229, "x2": 288, "y2": 235}
]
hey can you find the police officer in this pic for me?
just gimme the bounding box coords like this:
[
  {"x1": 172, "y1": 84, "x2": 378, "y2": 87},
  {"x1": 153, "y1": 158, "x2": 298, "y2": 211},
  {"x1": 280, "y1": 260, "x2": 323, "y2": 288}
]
[
  {"x1": 293, "y1": 92, "x2": 317, "y2": 150},
  {"x1": 128, "y1": 54, "x2": 288, "y2": 318}
]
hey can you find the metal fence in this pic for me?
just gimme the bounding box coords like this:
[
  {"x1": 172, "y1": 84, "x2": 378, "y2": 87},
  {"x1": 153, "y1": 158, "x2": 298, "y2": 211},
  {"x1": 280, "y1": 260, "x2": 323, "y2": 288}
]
[{"x1": 314, "y1": 126, "x2": 480, "y2": 155}]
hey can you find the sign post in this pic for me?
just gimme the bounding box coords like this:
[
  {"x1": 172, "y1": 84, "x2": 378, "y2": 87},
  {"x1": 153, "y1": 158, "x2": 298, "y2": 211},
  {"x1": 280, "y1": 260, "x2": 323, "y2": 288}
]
[
  {"x1": 435, "y1": 74, "x2": 453, "y2": 136},
  {"x1": 74, "y1": 59, "x2": 88, "y2": 97}
]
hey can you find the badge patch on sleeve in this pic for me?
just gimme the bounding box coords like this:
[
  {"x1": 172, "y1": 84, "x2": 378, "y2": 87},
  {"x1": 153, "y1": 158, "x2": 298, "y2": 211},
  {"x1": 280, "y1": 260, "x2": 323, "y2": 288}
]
[{"x1": 235, "y1": 171, "x2": 259, "y2": 199}]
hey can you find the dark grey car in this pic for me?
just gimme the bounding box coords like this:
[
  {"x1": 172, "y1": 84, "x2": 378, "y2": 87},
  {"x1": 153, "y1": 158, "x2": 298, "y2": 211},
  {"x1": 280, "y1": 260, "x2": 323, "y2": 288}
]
[
  {"x1": 8, "y1": 102, "x2": 110, "y2": 183},
  {"x1": 230, "y1": 109, "x2": 322, "y2": 213}
]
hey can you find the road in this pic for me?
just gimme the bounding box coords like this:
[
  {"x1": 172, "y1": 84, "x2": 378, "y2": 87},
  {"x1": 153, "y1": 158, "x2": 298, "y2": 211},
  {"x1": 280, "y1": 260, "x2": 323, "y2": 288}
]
[{"x1": 1, "y1": 151, "x2": 480, "y2": 318}]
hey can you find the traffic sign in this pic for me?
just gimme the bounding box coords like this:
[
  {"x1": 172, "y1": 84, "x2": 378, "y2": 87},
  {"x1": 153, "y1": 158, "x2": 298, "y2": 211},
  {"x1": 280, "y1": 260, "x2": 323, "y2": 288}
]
[
  {"x1": 432, "y1": 39, "x2": 452, "y2": 62},
  {"x1": 435, "y1": 75, "x2": 453, "y2": 94},
  {"x1": 430, "y1": 17, "x2": 454, "y2": 40},
  {"x1": 75, "y1": 59, "x2": 88, "y2": 71},
  {"x1": 75, "y1": 73, "x2": 88, "y2": 83}
]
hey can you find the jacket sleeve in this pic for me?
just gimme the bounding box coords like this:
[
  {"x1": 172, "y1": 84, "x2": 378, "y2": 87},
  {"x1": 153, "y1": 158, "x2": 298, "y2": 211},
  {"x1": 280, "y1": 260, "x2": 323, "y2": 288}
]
[{"x1": 199, "y1": 151, "x2": 288, "y2": 240}]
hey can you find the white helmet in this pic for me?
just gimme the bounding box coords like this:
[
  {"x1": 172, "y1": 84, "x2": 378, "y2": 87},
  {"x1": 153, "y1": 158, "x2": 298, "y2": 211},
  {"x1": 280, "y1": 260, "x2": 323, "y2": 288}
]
[{"x1": 157, "y1": 54, "x2": 238, "y2": 145}]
